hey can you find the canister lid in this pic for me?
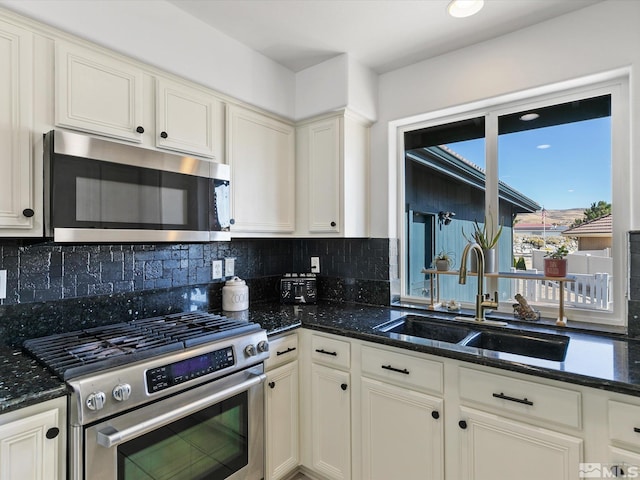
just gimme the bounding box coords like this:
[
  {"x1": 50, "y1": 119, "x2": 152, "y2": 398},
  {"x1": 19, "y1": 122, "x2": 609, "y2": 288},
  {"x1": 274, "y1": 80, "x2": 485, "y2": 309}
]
[{"x1": 224, "y1": 276, "x2": 246, "y2": 286}]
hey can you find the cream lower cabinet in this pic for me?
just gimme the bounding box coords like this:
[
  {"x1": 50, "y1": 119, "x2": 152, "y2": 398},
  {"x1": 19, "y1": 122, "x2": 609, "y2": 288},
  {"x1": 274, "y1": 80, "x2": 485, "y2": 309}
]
[
  {"x1": 360, "y1": 343, "x2": 444, "y2": 480},
  {"x1": 265, "y1": 333, "x2": 300, "y2": 480},
  {"x1": 311, "y1": 363, "x2": 351, "y2": 480},
  {"x1": 304, "y1": 333, "x2": 352, "y2": 480},
  {"x1": 265, "y1": 360, "x2": 299, "y2": 480},
  {"x1": 457, "y1": 406, "x2": 582, "y2": 480},
  {"x1": 361, "y1": 378, "x2": 443, "y2": 480},
  {"x1": 0, "y1": 397, "x2": 66, "y2": 480},
  {"x1": 607, "y1": 399, "x2": 640, "y2": 477}
]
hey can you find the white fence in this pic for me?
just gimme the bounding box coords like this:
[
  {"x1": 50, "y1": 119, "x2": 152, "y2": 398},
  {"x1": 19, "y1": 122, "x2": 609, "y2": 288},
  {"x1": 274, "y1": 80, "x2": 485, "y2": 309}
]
[{"x1": 510, "y1": 268, "x2": 612, "y2": 311}]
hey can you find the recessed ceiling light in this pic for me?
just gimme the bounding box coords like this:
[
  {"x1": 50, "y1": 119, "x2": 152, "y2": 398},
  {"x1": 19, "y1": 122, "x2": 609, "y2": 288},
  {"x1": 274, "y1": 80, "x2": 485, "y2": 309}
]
[
  {"x1": 447, "y1": 0, "x2": 484, "y2": 18},
  {"x1": 520, "y1": 113, "x2": 540, "y2": 121}
]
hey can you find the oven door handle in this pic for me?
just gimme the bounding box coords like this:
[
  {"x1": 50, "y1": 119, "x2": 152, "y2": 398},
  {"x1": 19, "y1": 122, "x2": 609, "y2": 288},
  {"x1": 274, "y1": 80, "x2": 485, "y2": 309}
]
[{"x1": 96, "y1": 372, "x2": 266, "y2": 449}]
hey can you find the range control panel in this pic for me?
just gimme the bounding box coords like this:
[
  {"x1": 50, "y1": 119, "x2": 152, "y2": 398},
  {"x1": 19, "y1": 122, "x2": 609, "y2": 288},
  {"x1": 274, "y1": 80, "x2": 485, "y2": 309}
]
[
  {"x1": 146, "y1": 346, "x2": 235, "y2": 393},
  {"x1": 280, "y1": 273, "x2": 317, "y2": 304}
]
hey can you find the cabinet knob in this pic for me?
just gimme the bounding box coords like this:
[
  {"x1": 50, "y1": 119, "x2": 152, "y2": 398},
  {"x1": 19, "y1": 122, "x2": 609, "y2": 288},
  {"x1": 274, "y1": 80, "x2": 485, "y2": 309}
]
[
  {"x1": 268, "y1": 381, "x2": 275, "y2": 389},
  {"x1": 341, "y1": 383, "x2": 348, "y2": 391},
  {"x1": 431, "y1": 410, "x2": 440, "y2": 420},
  {"x1": 22, "y1": 208, "x2": 34, "y2": 218},
  {"x1": 458, "y1": 420, "x2": 467, "y2": 429},
  {"x1": 330, "y1": 221, "x2": 336, "y2": 227},
  {"x1": 229, "y1": 218, "x2": 235, "y2": 225},
  {"x1": 136, "y1": 126, "x2": 145, "y2": 134},
  {"x1": 160, "y1": 131, "x2": 168, "y2": 139},
  {"x1": 46, "y1": 427, "x2": 60, "y2": 439}
]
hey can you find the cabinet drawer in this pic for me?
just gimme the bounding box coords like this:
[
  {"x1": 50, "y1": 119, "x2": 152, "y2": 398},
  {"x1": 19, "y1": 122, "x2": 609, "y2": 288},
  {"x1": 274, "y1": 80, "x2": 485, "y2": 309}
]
[
  {"x1": 609, "y1": 400, "x2": 640, "y2": 447},
  {"x1": 361, "y1": 345, "x2": 443, "y2": 394},
  {"x1": 459, "y1": 367, "x2": 581, "y2": 429},
  {"x1": 265, "y1": 333, "x2": 299, "y2": 370},
  {"x1": 311, "y1": 334, "x2": 350, "y2": 369}
]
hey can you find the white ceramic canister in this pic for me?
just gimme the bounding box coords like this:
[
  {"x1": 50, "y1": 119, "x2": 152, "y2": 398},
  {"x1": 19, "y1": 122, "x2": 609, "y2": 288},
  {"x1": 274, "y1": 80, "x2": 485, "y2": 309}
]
[{"x1": 222, "y1": 276, "x2": 249, "y2": 311}]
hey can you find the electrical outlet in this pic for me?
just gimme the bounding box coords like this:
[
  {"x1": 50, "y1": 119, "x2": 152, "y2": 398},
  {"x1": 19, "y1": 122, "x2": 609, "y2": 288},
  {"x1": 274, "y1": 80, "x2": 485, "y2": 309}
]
[
  {"x1": 0, "y1": 270, "x2": 6, "y2": 300},
  {"x1": 212, "y1": 260, "x2": 223, "y2": 279},
  {"x1": 225, "y1": 258, "x2": 235, "y2": 277},
  {"x1": 311, "y1": 257, "x2": 320, "y2": 273}
]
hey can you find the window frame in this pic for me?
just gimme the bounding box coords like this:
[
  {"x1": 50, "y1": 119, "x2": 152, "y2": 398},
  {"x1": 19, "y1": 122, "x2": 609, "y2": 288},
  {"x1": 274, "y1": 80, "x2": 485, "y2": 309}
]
[{"x1": 396, "y1": 76, "x2": 629, "y2": 328}]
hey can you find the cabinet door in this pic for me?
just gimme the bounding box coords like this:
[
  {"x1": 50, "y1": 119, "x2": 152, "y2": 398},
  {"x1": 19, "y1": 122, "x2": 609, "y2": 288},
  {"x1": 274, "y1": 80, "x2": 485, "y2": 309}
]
[
  {"x1": 307, "y1": 117, "x2": 340, "y2": 233},
  {"x1": 55, "y1": 41, "x2": 144, "y2": 142},
  {"x1": 458, "y1": 406, "x2": 582, "y2": 480},
  {"x1": 0, "y1": 20, "x2": 34, "y2": 232},
  {"x1": 311, "y1": 363, "x2": 350, "y2": 480},
  {"x1": 156, "y1": 77, "x2": 221, "y2": 158},
  {"x1": 227, "y1": 105, "x2": 295, "y2": 234},
  {"x1": 0, "y1": 408, "x2": 60, "y2": 480},
  {"x1": 361, "y1": 377, "x2": 443, "y2": 480},
  {"x1": 265, "y1": 361, "x2": 299, "y2": 480}
]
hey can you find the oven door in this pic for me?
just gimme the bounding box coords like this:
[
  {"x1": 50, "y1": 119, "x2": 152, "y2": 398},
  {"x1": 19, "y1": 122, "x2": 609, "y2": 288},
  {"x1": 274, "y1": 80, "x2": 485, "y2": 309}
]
[{"x1": 83, "y1": 366, "x2": 265, "y2": 480}]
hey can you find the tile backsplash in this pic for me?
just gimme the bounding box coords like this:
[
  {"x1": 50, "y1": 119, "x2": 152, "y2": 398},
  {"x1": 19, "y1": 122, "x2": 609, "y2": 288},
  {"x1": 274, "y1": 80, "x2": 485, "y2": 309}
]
[{"x1": 0, "y1": 238, "x2": 394, "y2": 345}]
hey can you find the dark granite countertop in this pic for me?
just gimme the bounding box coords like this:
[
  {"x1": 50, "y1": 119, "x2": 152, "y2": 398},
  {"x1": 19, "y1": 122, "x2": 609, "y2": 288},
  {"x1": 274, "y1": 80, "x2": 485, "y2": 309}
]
[
  {"x1": 0, "y1": 346, "x2": 68, "y2": 414},
  {"x1": 4, "y1": 299, "x2": 640, "y2": 415},
  {"x1": 247, "y1": 301, "x2": 640, "y2": 397}
]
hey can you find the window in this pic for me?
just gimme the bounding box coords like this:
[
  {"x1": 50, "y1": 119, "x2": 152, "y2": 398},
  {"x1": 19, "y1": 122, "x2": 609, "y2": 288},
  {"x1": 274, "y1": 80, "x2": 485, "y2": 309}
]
[{"x1": 399, "y1": 79, "x2": 628, "y2": 328}]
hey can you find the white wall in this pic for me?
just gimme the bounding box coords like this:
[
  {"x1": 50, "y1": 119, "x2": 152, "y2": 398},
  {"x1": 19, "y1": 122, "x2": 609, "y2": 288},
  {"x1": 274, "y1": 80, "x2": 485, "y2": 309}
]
[
  {"x1": 295, "y1": 53, "x2": 378, "y2": 121},
  {"x1": 372, "y1": 0, "x2": 640, "y2": 238},
  {"x1": 0, "y1": 0, "x2": 296, "y2": 119}
]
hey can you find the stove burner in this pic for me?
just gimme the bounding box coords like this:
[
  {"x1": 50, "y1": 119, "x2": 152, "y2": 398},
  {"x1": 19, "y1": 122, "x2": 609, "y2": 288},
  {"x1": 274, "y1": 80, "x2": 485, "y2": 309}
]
[{"x1": 23, "y1": 311, "x2": 261, "y2": 380}]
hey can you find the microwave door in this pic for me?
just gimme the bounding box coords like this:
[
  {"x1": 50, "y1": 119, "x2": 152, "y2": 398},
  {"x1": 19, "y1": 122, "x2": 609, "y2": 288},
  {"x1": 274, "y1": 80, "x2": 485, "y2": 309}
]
[{"x1": 45, "y1": 130, "x2": 230, "y2": 242}]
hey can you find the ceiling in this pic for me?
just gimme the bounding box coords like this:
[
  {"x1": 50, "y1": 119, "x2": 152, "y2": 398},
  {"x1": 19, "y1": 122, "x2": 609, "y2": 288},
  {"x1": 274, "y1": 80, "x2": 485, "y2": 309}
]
[{"x1": 168, "y1": 0, "x2": 602, "y2": 74}]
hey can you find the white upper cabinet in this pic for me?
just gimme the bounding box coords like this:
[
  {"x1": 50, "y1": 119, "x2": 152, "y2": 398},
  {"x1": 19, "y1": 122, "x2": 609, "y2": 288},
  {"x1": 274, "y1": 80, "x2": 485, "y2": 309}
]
[
  {"x1": 55, "y1": 41, "x2": 144, "y2": 143},
  {"x1": 0, "y1": 19, "x2": 37, "y2": 234},
  {"x1": 55, "y1": 41, "x2": 223, "y2": 159},
  {"x1": 155, "y1": 77, "x2": 222, "y2": 158},
  {"x1": 296, "y1": 110, "x2": 370, "y2": 237},
  {"x1": 227, "y1": 105, "x2": 295, "y2": 235}
]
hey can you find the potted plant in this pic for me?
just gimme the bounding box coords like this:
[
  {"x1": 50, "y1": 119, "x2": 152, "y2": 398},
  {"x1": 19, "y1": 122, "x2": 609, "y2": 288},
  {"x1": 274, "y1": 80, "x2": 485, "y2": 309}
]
[
  {"x1": 432, "y1": 251, "x2": 454, "y2": 271},
  {"x1": 544, "y1": 245, "x2": 569, "y2": 277},
  {"x1": 462, "y1": 214, "x2": 503, "y2": 273}
]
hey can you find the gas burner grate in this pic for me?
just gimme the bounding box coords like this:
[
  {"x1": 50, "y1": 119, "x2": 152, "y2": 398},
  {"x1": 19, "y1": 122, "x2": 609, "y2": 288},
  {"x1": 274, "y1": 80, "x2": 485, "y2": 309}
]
[{"x1": 23, "y1": 311, "x2": 261, "y2": 380}]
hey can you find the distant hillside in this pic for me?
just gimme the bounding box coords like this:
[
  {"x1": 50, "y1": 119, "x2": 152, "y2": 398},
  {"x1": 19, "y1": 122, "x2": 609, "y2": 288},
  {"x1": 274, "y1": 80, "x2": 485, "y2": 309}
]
[{"x1": 515, "y1": 208, "x2": 585, "y2": 227}]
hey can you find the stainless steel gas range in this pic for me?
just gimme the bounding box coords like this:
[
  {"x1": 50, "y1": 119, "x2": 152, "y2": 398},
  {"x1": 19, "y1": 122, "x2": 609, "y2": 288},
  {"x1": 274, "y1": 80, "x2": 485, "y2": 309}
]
[{"x1": 24, "y1": 311, "x2": 270, "y2": 480}]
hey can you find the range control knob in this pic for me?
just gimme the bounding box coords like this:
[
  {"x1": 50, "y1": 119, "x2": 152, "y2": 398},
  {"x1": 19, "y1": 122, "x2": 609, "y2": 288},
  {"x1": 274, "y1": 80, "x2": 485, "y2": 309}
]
[
  {"x1": 86, "y1": 391, "x2": 106, "y2": 411},
  {"x1": 244, "y1": 344, "x2": 257, "y2": 357},
  {"x1": 112, "y1": 383, "x2": 132, "y2": 402},
  {"x1": 257, "y1": 340, "x2": 270, "y2": 353}
]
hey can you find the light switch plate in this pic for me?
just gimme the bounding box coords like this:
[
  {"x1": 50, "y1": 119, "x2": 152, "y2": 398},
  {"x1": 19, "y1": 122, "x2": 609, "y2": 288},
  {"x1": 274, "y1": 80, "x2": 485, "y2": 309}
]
[
  {"x1": 311, "y1": 257, "x2": 320, "y2": 273},
  {"x1": 212, "y1": 260, "x2": 223, "y2": 279},
  {"x1": 0, "y1": 270, "x2": 6, "y2": 300},
  {"x1": 225, "y1": 258, "x2": 235, "y2": 277}
]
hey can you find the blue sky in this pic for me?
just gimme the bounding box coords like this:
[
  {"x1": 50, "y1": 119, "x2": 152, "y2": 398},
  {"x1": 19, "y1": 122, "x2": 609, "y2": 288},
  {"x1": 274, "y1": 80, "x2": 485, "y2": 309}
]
[{"x1": 446, "y1": 117, "x2": 611, "y2": 210}]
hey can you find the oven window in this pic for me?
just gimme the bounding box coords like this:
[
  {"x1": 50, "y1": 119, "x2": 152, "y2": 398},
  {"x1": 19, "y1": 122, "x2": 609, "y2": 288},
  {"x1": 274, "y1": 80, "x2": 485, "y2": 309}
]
[{"x1": 117, "y1": 392, "x2": 248, "y2": 480}]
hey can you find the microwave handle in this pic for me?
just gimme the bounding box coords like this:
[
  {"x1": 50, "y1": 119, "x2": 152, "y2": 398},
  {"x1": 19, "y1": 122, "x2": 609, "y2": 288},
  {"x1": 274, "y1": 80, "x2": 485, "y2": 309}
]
[{"x1": 96, "y1": 372, "x2": 266, "y2": 448}]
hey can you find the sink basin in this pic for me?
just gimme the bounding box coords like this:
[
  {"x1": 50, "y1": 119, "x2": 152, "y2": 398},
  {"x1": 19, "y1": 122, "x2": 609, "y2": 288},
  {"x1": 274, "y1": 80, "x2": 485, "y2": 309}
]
[
  {"x1": 376, "y1": 315, "x2": 476, "y2": 344},
  {"x1": 461, "y1": 330, "x2": 570, "y2": 362}
]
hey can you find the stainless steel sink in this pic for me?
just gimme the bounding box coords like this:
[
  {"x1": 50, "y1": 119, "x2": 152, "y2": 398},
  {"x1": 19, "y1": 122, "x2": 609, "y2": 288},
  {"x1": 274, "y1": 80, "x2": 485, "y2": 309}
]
[
  {"x1": 375, "y1": 314, "x2": 570, "y2": 362},
  {"x1": 376, "y1": 315, "x2": 477, "y2": 344},
  {"x1": 460, "y1": 330, "x2": 570, "y2": 362}
]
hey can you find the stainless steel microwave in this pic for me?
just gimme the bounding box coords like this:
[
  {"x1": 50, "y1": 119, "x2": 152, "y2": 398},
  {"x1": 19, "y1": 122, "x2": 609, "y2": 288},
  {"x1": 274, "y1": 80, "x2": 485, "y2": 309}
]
[{"x1": 44, "y1": 130, "x2": 231, "y2": 243}]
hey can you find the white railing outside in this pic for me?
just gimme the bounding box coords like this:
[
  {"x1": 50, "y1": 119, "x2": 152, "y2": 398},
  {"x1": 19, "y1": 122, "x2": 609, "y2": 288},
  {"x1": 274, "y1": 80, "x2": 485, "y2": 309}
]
[{"x1": 510, "y1": 268, "x2": 612, "y2": 311}]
